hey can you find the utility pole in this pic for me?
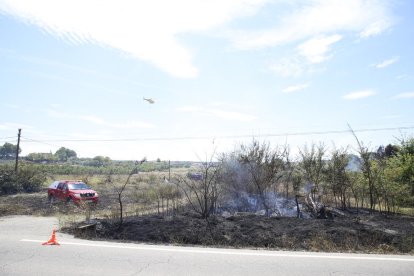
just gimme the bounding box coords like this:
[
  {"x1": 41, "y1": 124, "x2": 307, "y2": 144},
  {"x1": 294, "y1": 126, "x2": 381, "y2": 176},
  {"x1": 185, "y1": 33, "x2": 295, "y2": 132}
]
[
  {"x1": 168, "y1": 160, "x2": 171, "y2": 181},
  {"x1": 15, "y1": 128, "x2": 21, "y2": 173}
]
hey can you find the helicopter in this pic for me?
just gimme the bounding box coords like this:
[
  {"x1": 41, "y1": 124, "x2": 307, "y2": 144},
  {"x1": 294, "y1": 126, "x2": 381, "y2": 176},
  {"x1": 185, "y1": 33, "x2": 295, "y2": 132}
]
[{"x1": 143, "y1": 97, "x2": 155, "y2": 104}]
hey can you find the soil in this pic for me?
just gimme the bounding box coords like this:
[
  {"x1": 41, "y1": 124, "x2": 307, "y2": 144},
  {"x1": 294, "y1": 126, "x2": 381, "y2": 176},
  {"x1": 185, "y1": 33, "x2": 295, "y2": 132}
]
[{"x1": 2, "y1": 192, "x2": 414, "y2": 254}]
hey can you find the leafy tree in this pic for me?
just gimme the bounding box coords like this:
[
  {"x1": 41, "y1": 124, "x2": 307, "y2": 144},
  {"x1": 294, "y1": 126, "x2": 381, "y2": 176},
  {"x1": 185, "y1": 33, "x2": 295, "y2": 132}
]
[
  {"x1": 384, "y1": 144, "x2": 399, "y2": 158},
  {"x1": 92, "y1": 156, "x2": 111, "y2": 167},
  {"x1": 0, "y1": 142, "x2": 20, "y2": 159},
  {"x1": 349, "y1": 127, "x2": 378, "y2": 212},
  {"x1": 325, "y1": 147, "x2": 350, "y2": 210},
  {"x1": 298, "y1": 143, "x2": 326, "y2": 201},
  {"x1": 54, "y1": 147, "x2": 77, "y2": 162},
  {"x1": 383, "y1": 155, "x2": 412, "y2": 208},
  {"x1": 348, "y1": 171, "x2": 366, "y2": 211},
  {"x1": 390, "y1": 138, "x2": 414, "y2": 201}
]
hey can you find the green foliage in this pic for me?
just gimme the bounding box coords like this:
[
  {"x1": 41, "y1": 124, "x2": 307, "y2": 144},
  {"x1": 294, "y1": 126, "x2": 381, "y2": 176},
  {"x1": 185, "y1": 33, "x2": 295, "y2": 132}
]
[
  {"x1": 384, "y1": 144, "x2": 399, "y2": 158},
  {"x1": 0, "y1": 142, "x2": 20, "y2": 160},
  {"x1": 0, "y1": 164, "x2": 46, "y2": 195},
  {"x1": 0, "y1": 166, "x2": 18, "y2": 194},
  {"x1": 325, "y1": 148, "x2": 350, "y2": 209},
  {"x1": 383, "y1": 138, "x2": 414, "y2": 207},
  {"x1": 54, "y1": 147, "x2": 77, "y2": 161},
  {"x1": 298, "y1": 143, "x2": 326, "y2": 193},
  {"x1": 26, "y1": 152, "x2": 56, "y2": 163},
  {"x1": 400, "y1": 138, "x2": 414, "y2": 155},
  {"x1": 87, "y1": 156, "x2": 111, "y2": 167}
]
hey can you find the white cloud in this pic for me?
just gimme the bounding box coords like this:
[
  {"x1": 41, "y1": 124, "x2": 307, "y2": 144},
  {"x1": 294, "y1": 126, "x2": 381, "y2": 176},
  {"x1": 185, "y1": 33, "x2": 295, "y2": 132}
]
[
  {"x1": 282, "y1": 84, "x2": 309, "y2": 93},
  {"x1": 0, "y1": 0, "x2": 268, "y2": 78},
  {"x1": 343, "y1": 89, "x2": 376, "y2": 100},
  {"x1": 359, "y1": 19, "x2": 392, "y2": 38},
  {"x1": 268, "y1": 57, "x2": 305, "y2": 78},
  {"x1": 394, "y1": 92, "x2": 414, "y2": 99},
  {"x1": 263, "y1": 1, "x2": 395, "y2": 78},
  {"x1": 297, "y1": 35, "x2": 342, "y2": 64},
  {"x1": 0, "y1": 1, "x2": 396, "y2": 79},
  {"x1": 231, "y1": 0, "x2": 395, "y2": 50},
  {"x1": 375, "y1": 57, "x2": 399, "y2": 69}
]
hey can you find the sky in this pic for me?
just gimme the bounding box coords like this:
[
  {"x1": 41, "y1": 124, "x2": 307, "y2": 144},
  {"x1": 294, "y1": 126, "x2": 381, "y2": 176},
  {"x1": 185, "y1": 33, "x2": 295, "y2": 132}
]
[{"x1": 0, "y1": 0, "x2": 413, "y2": 161}]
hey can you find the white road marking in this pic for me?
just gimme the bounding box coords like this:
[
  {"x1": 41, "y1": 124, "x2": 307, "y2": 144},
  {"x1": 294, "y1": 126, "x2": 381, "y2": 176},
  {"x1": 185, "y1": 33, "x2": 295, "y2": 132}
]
[{"x1": 21, "y1": 239, "x2": 414, "y2": 262}]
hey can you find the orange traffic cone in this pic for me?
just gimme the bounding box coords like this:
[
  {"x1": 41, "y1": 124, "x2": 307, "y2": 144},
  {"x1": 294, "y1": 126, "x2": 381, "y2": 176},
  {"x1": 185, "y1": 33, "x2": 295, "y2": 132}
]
[{"x1": 42, "y1": 229, "x2": 60, "y2": 246}]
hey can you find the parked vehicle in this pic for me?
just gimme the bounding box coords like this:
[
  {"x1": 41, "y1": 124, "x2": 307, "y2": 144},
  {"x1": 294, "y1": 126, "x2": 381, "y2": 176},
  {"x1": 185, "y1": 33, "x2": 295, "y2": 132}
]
[{"x1": 47, "y1": 180, "x2": 99, "y2": 205}]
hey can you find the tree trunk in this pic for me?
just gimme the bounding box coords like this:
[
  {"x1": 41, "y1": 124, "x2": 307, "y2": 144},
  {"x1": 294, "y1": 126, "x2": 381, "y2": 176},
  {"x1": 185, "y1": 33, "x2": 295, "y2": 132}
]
[
  {"x1": 295, "y1": 195, "x2": 301, "y2": 218},
  {"x1": 118, "y1": 194, "x2": 123, "y2": 226}
]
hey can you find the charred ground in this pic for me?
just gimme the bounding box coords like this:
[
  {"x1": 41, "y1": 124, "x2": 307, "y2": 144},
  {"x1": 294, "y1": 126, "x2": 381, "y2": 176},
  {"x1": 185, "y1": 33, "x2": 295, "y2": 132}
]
[
  {"x1": 69, "y1": 211, "x2": 414, "y2": 254},
  {"x1": 1, "y1": 192, "x2": 413, "y2": 254}
]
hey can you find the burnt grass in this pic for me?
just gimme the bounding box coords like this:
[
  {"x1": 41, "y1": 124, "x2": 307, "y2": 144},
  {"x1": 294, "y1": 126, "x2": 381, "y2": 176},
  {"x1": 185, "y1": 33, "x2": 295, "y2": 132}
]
[
  {"x1": 1, "y1": 192, "x2": 413, "y2": 254},
  {"x1": 69, "y1": 211, "x2": 414, "y2": 254}
]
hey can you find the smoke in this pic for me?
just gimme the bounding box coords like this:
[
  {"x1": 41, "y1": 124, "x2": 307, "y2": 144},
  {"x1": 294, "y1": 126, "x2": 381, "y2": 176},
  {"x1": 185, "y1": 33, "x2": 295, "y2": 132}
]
[
  {"x1": 219, "y1": 191, "x2": 304, "y2": 218},
  {"x1": 219, "y1": 151, "x2": 302, "y2": 217}
]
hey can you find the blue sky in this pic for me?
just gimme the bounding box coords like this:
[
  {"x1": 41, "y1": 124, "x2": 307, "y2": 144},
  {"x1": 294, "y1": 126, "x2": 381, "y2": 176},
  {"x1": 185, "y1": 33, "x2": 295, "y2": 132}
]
[{"x1": 0, "y1": 0, "x2": 413, "y2": 161}]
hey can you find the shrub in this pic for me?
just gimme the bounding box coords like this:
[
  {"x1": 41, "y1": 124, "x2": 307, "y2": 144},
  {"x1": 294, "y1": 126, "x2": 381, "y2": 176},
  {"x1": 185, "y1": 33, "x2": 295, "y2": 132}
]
[
  {"x1": 0, "y1": 167, "x2": 20, "y2": 194},
  {"x1": 0, "y1": 164, "x2": 46, "y2": 195}
]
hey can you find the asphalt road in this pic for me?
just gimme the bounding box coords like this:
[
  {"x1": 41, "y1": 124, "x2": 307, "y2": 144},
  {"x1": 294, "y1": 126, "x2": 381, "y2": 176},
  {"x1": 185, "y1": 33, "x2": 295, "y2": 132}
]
[{"x1": 1, "y1": 216, "x2": 413, "y2": 276}]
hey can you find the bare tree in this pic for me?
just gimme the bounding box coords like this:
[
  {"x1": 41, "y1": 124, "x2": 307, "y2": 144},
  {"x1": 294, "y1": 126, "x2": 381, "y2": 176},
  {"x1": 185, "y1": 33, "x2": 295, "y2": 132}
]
[
  {"x1": 114, "y1": 158, "x2": 146, "y2": 226},
  {"x1": 282, "y1": 144, "x2": 294, "y2": 199},
  {"x1": 239, "y1": 140, "x2": 285, "y2": 217},
  {"x1": 174, "y1": 151, "x2": 222, "y2": 219}
]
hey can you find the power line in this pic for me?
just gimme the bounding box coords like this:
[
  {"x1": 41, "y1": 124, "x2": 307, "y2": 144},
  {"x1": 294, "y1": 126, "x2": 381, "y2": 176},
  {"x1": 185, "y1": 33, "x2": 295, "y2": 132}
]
[
  {"x1": 0, "y1": 136, "x2": 17, "y2": 140},
  {"x1": 21, "y1": 138, "x2": 61, "y2": 148},
  {"x1": 0, "y1": 140, "x2": 16, "y2": 144},
  {"x1": 21, "y1": 125, "x2": 414, "y2": 143}
]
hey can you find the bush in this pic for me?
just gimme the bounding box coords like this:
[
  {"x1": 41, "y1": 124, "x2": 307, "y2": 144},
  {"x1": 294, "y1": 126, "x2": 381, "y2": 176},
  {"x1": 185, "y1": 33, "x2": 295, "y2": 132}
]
[
  {"x1": 0, "y1": 164, "x2": 46, "y2": 195},
  {"x1": 0, "y1": 168, "x2": 20, "y2": 194}
]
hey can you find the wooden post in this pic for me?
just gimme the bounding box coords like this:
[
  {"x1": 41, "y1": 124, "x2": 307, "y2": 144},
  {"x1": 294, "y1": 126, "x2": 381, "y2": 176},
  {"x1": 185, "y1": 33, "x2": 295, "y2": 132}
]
[{"x1": 15, "y1": 129, "x2": 21, "y2": 173}]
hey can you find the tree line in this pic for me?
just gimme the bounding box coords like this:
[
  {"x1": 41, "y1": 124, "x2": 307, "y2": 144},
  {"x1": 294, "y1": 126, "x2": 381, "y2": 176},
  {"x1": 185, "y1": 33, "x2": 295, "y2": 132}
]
[{"x1": 0, "y1": 144, "x2": 77, "y2": 162}]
